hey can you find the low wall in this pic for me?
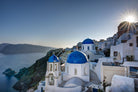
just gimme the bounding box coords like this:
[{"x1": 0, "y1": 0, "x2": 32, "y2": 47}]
[
  {"x1": 102, "y1": 66, "x2": 125, "y2": 84},
  {"x1": 46, "y1": 86, "x2": 81, "y2": 92}
]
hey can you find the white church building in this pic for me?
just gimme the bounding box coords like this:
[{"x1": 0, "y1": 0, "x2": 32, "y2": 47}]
[
  {"x1": 81, "y1": 38, "x2": 104, "y2": 62},
  {"x1": 63, "y1": 51, "x2": 90, "y2": 82},
  {"x1": 43, "y1": 51, "x2": 91, "y2": 92},
  {"x1": 35, "y1": 38, "x2": 103, "y2": 92}
]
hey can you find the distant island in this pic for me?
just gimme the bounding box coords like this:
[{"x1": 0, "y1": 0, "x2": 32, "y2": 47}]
[{"x1": 0, "y1": 43, "x2": 54, "y2": 54}]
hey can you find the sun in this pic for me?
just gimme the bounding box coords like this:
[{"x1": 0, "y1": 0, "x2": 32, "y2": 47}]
[
  {"x1": 124, "y1": 15, "x2": 135, "y2": 23},
  {"x1": 119, "y1": 10, "x2": 137, "y2": 23}
]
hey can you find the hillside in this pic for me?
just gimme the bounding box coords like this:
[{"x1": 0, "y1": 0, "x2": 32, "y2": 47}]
[
  {"x1": 0, "y1": 43, "x2": 53, "y2": 54},
  {"x1": 13, "y1": 48, "x2": 63, "y2": 92}
]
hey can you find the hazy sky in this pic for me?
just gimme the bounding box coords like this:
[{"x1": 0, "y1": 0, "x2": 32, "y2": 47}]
[{"x1": 0, "y1": 0, "x2": 138, "y2": 48}]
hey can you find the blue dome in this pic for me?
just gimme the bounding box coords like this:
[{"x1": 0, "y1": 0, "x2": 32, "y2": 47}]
[
  {"x1": 67, "y1": 51, "x2": 88, "y2": 64},
  {"x1": 48, "y1": 55, "x2": 59, "y2": 62},
  {"x1": 82, "y1": 38, "x2": 94, "y2": 44}
]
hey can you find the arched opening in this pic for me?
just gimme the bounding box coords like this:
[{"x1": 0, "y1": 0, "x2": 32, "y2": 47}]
[
  {"x1": 74, "y1": 68, "x2": 77, "y2": 75},
  {"x1": 48, "y1": 74, "x2": 54, "y2": 85},
  {"x1": 87, "y1": 46, "x2": 89, "y2": 50},
  {"x1": 47, "y1": 63, "x2": 49, "y2": 71},
  {"x1": 50, "y1": 64, "x2": 52, "y2": 71},
  {"x1": 87, "y1": 55, "x2": 89, "y2": 59},
  {"x1": 84, "y1": 67, "x2": 87, "y2": 75},
  {"x1": 55, "y1": 64, "x2": 57, "y2": 71}
]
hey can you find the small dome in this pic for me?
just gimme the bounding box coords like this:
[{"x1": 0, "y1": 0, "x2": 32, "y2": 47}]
[
  {"x1": 67, "y1": 51, "x2": 88, "y2": 64},
  {"x1": 48, "y1": 55, "x2": 59, "y2": 62},
  {"x1": 82, "y1": 38, "x2": 94, "y2": 44}
]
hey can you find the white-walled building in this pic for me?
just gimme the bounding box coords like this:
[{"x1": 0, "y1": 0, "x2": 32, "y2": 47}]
[
  {"x1": 81, "y1": 38, "x2": 104, "y2": 61},
  {"x1": 92, "y1": 33, "x2": 138, "y2": 92},
  {"x1": 111, "y1": 34, "x2": 138, "y2": 62},
  {"x1": 38, "y1": 50, "x2": 104, "y2": 92},
  {"x1": 45, "y1": 55, "x2": 62, "y2": 90},
  {"x1": 81, "y1": 38, "x2": 95, "y2": 52},
  {"x1": 36, "y1": 81, "x2": 45, "y2": 92},
  {"x1": 63, "y1": 51, "x2": 90, "y2": 82},
  {"x1": 43, "y1": 51, "x2": 98, "y2": 92},
  {"x1": 93, "y1": 58, "x2": 126, "y2": 84},
  {"x1": 98, "y1": 37, "x2": 114, "y2": 51},
  {"x1": 106, "y1": 75, "x2": 135, "y2": 92},
  {"x1": 35, "y1": 33, "x2": 138, "y2": 92},
  {"x1": 116, "y1": 32, "x2": 133, "y2": 45}
]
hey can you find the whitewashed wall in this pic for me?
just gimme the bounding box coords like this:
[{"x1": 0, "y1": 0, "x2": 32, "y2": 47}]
[
  {"x1": 81, "y1": 44, "x2": 95, "y2": 52},
  {"x1": 94, "y1": 57, "x2": 113, "y2": 81},
  {"x1": 64, "y1": 63, "x2": 90, "y2": 82},
  {"x1": 110, "y1": 34, "x2": 138, "y2": 61},
  {"x1": 46, "y1": 86, "x2": 81, "y2": 92}
]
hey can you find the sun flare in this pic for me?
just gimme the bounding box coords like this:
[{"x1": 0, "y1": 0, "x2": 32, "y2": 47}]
[
  {"x1": 119, "y1": 10, "x2": 138, "y2": 23},
  {"x1": 124, "y1": 15, "x2": 135, "y2": 23}
]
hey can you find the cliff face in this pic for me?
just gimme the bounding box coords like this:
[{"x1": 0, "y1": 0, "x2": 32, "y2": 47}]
[
  {"x1": 0, "y1": 43, "x2": 53, "y2": 54},
  {"x1": 13, "y1": 48, "x2": 63, "y2": 92}
]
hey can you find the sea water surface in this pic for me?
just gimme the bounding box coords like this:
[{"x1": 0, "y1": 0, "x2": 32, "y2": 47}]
[{"x1": 0, "y1": 53, "x2": 46, "y2": 92}]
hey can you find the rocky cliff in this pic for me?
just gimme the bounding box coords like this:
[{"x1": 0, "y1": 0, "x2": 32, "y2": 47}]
[{"x1": 13, "y1": 48, "x2": 63, "y2": 92}]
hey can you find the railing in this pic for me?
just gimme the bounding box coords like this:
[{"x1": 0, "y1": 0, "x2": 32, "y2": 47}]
[{"x1": 130, "y1": 72, "x2": 138, "y2": 78}]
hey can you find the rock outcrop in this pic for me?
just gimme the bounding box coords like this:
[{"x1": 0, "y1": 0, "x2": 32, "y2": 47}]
[{"x1": 3, "y1": 68, "x2": 16, "y2": 77}]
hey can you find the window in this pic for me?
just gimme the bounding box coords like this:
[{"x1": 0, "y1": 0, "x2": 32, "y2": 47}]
[
  {"x1": 136, "y1": 37, "x2": 138, "y2": 47},
  {"x1": 41, "y1": 87, "x2": 43, "y2": 92},
  {"x1": 49, "y1": 74, "x2": 54, "y2": 85},
  {"x1": 128, "y1": 35, "x2": 131, "y2": 39},
  {"x1": 55, "y1": 64, "x2": 57, "y2": 71},
  {"x1": 83, "y1": 46, "x2": 84, "y2": 50},
  {"x1": 114, "y1": 51, "x2": 118, "y2": 57},
  {"x1": 129, "y1": 43, "x2": 133, "y2": 47},
  {"x1": 87, "y1": 46, "x2": 89, "y2": 50},
  {"x1": 74, "y1": 68, "x2": 77, "y2": 75},
  {"x1": 50, "y1": 64, "x2": 52, "y2": 71},
  {"x1": 126, "y1": 55, "x2": 134, "y2": 61}
]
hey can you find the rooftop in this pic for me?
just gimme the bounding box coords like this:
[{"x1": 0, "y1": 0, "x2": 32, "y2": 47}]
[{"x1": 82, "y1": 38, "x2": 94, "y2": 44}]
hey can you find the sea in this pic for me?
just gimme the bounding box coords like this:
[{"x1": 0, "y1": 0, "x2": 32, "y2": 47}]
[{"x1": 0, "y1": 53, "x2": 47, "y2": 92}]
